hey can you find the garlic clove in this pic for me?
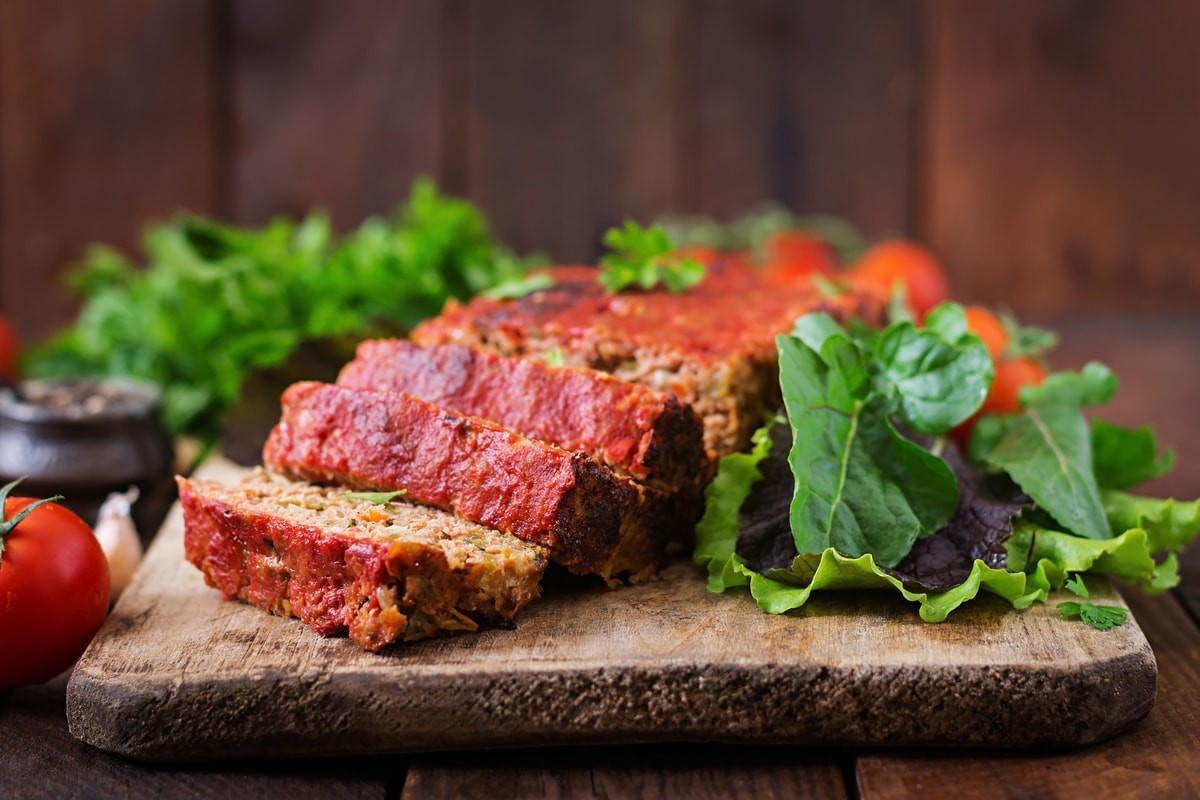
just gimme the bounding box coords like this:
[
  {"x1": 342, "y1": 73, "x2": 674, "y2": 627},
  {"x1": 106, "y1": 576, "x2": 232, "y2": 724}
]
[{"x1": 94, "y1": 487, "x2": 144, "y2": 599}]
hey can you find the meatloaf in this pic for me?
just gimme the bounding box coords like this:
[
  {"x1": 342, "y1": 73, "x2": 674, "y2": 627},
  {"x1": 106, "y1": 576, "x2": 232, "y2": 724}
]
[
  {"x1": 411, "y1": 260, "x2": 880, "y2": 456},
  {"x1": 337, "y1": 339, "x2": 708, "y2": 495},
  {"x1": 263, "y1": 381, "x2": 674, "y2": 583},
  {"x1": 178, "y1": 470, "x2": 546, "y2": 652}
]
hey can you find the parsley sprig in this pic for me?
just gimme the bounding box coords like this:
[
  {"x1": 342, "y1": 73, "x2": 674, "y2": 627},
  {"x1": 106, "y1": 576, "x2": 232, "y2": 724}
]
[
  {"x1": 598, "y1": 221, "x2": 705, "y2": 294},
  {"x1": 1057, "y1": 575, "x2": 1128, "y2": 631}
]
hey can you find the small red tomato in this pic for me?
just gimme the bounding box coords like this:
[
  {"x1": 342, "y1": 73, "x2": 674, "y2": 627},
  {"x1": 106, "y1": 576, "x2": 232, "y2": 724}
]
[
  {"x1": 760, "y1": 231, "x2": 837, "y2": 284},
  {"x1": 0, "y1": 486, "x2": 111, "y2": 688},
  {"x1": 845, "y1": 240, "x2": 951, "y2": 320},
  {"x1": 0, "y1": 314, "x2": 18, "y2": 379},
  {"x1": 963, "y1": 305, "x2": 1011, "y2": 361},
  {"x1": 951, "y1": 356, "x2": 1048, "y2": 446},
  {"x1": 981, "y1": 356, "x2": 1047, "y2": 417}
]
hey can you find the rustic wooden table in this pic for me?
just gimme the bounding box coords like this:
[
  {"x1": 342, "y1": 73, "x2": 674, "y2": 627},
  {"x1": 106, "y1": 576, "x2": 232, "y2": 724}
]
[{"x1": 3, "y1": 315, "x2": 1199, "y2": 799}]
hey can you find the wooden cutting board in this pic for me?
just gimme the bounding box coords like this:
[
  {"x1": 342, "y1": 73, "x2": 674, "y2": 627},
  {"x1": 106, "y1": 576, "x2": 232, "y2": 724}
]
[{"x1": 66, "y1": 458, "x2": 1157, "y2": 762}]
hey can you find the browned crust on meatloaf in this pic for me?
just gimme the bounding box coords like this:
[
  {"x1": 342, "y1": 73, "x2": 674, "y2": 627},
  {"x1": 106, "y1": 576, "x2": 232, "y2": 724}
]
[
  {"x1": 178, "y1": 472, "x2": 546, "y2": 651},
  {"x1": 411, "y1": 261, "x2": 880, "y2": 456},
  {"x1": 337, "y1": 339, "x2": 709, "y2": 495},
  {"x1": 262, "y1": 382, "x2": 674, "y2": 583}
]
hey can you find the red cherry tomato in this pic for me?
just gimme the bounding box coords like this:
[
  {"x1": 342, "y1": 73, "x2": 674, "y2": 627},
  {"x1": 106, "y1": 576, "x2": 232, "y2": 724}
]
[
  {"x1": 0, "y1": 491, "x2": 110, "y2": 688},
  {"x1": 963, "y1": 305, "x2": 1010, "y2": 361},
  {"x1": 951, "y1": 356, "x2": 1048, "y2": 446},
  {"x1": 760, "y1": 231, "x2": 837, "y2": 283},
  {"x1": 0, "y1": 314, "x2": 18, "y2": 379},
  {"x1": 981, "y1": 356, "x2": 1047, "y2": 417},
  {"x1": 845, "y1": 240, "x2": 951, "y2": 320}
]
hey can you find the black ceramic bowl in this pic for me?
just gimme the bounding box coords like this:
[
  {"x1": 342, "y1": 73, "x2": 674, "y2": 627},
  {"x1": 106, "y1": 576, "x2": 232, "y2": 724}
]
[{"x1": 0, "y1": 377, "x2": 175, "y2": 539}]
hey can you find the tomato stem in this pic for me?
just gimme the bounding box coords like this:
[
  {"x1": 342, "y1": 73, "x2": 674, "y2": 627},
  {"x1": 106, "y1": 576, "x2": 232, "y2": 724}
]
[{"x1": 0, "y1": 478, "x2": 65, "y2": 570}]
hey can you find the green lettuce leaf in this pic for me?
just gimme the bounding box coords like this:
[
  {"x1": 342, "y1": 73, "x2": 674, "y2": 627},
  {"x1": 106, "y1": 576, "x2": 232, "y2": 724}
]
[
  {"x1": 872, "y1": 305, "x2": 993, "y2": 435},
  {"x1": 693, "y1": 424, "x2": 773, "y2": 591},
  {"x1": 779, "y1": 330, "x2": 957, "y2": 567},
  {"x1": 972, "y1": 364, "x2": 1118, "y2": 541},
  {"x1": 729, "y1": 549, "x2": 1040, "y2": 622},
  {"x1": 1092, "y1": 419, "x2": 1175, "y2": 490}
]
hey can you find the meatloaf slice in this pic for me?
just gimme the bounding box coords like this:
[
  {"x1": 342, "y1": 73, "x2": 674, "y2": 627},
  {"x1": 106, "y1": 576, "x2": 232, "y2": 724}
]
[
  {"x1": 263, "y1": 382, "x2": 674, "y2": 583},
  {"x1": 336, "y1": 339, "x2": 708, "y2": 495},
  {"x1": 178, "y1": 470, "x2": 546, "y2": 652},
  {"x1": 411, "y1": 261, "x2": 879, "y2": 457}
]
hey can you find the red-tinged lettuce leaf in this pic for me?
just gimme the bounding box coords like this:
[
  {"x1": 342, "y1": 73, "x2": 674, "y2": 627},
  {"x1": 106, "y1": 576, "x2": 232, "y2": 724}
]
[
  {"x1": 735, "y1": 420, "x2": 798, "y2": 574},
  {"x1": 892, "y1": 443, "x2": 1031, "y2": 589}
]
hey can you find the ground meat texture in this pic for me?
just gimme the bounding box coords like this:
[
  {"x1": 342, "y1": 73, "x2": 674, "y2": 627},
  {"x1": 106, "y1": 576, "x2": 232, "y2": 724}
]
[
  {"x1": 178, "y1": 471, "x2": 546, "y2": 652},
  {"x1": 262, "y1": 382, "x2": 675, "y2": 583},
  {"x1": 337, "y1": 339, "x2": 709, "y2": 497},
  {"x1": 412, "y1": 260, "x2": 881, "y2": 456}
]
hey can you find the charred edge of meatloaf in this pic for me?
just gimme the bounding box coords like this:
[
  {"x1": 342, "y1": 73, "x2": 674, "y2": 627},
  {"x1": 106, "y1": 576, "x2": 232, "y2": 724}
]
[
  {"x1": 177, "y1": 475, "x2": 545, "y2": 652},
  {"x1": 553, "y1": 454, "x2": 676, "y2": 585}
]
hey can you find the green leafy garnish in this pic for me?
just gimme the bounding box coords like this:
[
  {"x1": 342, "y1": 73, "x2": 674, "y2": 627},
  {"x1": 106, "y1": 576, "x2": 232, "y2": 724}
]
[
  {"x1": 655, "y1": 205, "x2": 868, "y2": 264},
  {"x1": 598, "y1": 221, "x2": 705, "y2": 293},
  {"x1": 482, "y1": 271, "x2": 554, "y2": 300},
  {"x1": 26, "y1": 180, "x2": 537, "y2": 444},
  {"x1": 780, "y1": 305, "x2": 990, "y2": 567},
  {"x1": 342, "y1": 490, "x2": 407, "y2": 504},
  {"x1": 694, "y1": 304, "x2": 1200, "y2": 623},
  {"x1": 541, "y1": 348, "x2": 566, "y2": 368},
  {"x1": 1056, "y1": 575, "x2": 1128, "y2": 630},
  {"x1": 999, "y1": 311, "x2": 1058, "y2": 359},
  {"x1": 1091, "y1": 420, "x2": 1174, "y2": 491},
  {"x1": 971, "y1": 363, "x2": 1115, "y2": 540}
]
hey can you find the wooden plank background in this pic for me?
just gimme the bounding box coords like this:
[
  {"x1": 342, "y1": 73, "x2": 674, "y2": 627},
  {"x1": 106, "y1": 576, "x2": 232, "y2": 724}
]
[{"x1": 2, "y1": 0, "x2": 1199, "y2": 344}]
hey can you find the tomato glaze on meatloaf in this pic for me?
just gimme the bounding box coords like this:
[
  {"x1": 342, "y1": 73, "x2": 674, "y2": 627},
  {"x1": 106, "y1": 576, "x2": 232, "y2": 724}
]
[
  {"x1": 411, "y1": 259, "x2": 881, "y2": 456},
  {"x1": 178, "y1": 470, "x2": 546, "y2": 651},
  {"x1": 337, "y1": 339, "x2": 708, "y2": 495},
  {"x1": 262, "y1": 382, "x2": 676, "y2": 584}
]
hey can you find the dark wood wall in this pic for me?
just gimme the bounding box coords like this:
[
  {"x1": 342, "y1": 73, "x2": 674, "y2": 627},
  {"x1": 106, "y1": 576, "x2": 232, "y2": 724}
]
[{"x1": 2, "y1": 0, "x2": 1198, "y2": 343}]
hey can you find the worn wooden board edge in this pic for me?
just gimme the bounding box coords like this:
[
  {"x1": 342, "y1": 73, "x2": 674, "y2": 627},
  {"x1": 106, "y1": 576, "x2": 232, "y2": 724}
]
[{"x1": 66, "y1": 460, "x2": 1158, "y2": 762}]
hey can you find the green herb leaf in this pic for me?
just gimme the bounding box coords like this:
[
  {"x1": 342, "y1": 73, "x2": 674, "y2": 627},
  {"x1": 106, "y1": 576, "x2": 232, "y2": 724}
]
[
  {"x1": 26, "y1": 179, "x2": 538, "y2": 444},
  {"x1": 541, "y1": 347, "x2": 566, "y2": 368},
  {"x1": 779, "y1": 329, "x2": 958, "y2": 567},
  {"x1": 598, "y1": 220, "x2": 705, "y2": 293},
  {"x1": 973, "y1": 364, "x2": 1117, "y2": 541},
  {"x1": 481, "y1": 271, "x2": 554, "y2": 300},
  {"x1": 872, "y1": 307, "x2": 993, "y2": 435},
  {"x1": 341, "y1": 489, "x2": 407, "y2": 504},
  {"x1": 1091, "y1": 420, "x2": 1174, "y2": 490},
  {"x1": 976, "y1": 402, "x2": 1111, "y2": 539},
  {"x1": 1056, "y1": 575, "x2": 1127, "y2": 631},
  {"x1": 693, "y1": 423, "x2": 775, "y2": 591},
  {"x1": 999, "y1": 311, "x2": 1058, "y2": 359}
]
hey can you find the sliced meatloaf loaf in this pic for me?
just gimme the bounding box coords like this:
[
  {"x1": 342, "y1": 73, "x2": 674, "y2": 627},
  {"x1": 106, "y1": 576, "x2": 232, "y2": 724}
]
[
  {"x1": 178, "y1": 470, "x2": 546, "y2": 652},
  {"x1": 411, "y1": 260, "x2": 879, "y2": 457},
  {"x1": 263, "y1": 382, "x2": 674, "y2": 583},
  {"x1": 336, "y1": 339, "x2": 709, "y2": 495}
]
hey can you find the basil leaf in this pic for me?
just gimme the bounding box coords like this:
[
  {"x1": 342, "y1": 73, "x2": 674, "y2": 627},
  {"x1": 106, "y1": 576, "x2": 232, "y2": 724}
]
[
  {"x1": 872, "y1": 317, "x2": 993, "y2": 434},
  {"x1": 1092, "y1": 419, "x2": 1174, "y2": 490}
]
